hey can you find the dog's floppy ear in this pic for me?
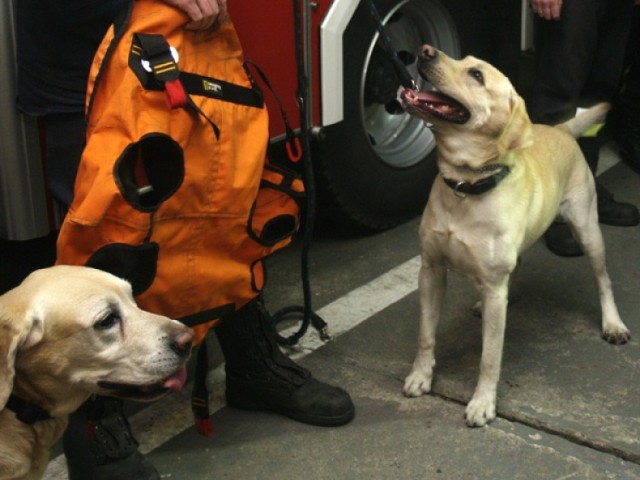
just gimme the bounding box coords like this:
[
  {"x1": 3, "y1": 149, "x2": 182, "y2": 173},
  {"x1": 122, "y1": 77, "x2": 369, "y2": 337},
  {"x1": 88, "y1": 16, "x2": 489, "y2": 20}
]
[
  {"x1": 0, "y1": 298, "x2": 45, "y2": 409},
  {"x1": 498, "y1": 89, "x2": 534, "y2": 154}
]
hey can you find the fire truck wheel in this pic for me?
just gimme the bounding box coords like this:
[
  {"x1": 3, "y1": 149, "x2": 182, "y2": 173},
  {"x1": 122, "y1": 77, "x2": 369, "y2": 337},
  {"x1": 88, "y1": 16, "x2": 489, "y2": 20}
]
[{"x1": 315, "y1": 0, "x2": 480, "y2": 233}]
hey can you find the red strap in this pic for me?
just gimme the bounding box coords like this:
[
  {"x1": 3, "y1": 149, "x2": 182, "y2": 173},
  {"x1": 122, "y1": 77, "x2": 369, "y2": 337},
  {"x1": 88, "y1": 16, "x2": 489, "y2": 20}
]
[
  {"x1": 286, "y1": 136, "x2": 302, "y2": 163},
  {"x1": 165, "y1": 79, "x2": 188, "y2": 109},
  {"x1": 194, "y1": 418, "x2": 214, "y2": 437}
]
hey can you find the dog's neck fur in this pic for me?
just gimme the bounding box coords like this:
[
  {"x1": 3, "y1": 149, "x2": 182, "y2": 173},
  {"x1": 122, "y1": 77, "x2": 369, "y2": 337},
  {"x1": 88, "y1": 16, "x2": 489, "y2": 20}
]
[
  {"x1": 432, "y1": 94, "x2": 532, "y2": 185},
  {"x1": 434, "y1": 133, "x2": 510, "y2": 183}
]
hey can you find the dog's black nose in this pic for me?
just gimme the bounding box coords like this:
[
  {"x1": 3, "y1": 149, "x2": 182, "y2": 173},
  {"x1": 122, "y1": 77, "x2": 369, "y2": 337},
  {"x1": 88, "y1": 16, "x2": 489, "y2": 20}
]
[
  {"x1": 170, "y1": 330, "x2": 193, "y2": 358},
  {"x1": 420, "y1": 44, "x2": 437, "y2": 61}
]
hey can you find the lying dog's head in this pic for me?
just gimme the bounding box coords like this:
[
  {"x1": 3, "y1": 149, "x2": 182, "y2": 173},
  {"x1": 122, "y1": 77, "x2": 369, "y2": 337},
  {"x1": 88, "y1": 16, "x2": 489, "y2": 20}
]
[
  {"x1": 401, "y1": 45, "x2": 533, "y2": 157},
  {"x1": 0, "y1": 266, "x2": 193, "y2": 417}
]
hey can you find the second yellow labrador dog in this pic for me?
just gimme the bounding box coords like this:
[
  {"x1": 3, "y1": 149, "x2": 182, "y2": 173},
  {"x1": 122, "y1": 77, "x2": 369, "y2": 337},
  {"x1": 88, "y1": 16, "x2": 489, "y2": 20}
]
[
  {"x1": 400, "y1": 45, "x2": 630, "y2": 427},
  {"x1": 0, "y1": 265, "x2": 194, "y2": 480}
]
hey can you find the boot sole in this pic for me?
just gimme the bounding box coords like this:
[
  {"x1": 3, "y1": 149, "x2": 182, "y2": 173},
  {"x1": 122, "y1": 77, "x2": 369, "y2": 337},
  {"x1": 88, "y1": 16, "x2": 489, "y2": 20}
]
[
  {"x1": 226, "y1": 384, "x2": 355, "y2": 427},
  {"x1": 228, "y1": 397, "x2": 356, "y2": 427},
  {"x1": 545, "y1": 244, "x2": 584, "y2": 257},
  {"x1": 599, "y1": 216, "x2": 640, "y2": 227}
]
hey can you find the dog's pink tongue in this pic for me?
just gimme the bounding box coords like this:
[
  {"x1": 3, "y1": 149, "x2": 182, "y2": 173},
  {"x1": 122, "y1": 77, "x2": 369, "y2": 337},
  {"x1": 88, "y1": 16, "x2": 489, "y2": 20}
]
[
  {"x1": 401, "y1": 87, "x2": 444, "y2": 104},
  {"x1": 162, "y1": 364, "x2": 188, "y2": 392}
]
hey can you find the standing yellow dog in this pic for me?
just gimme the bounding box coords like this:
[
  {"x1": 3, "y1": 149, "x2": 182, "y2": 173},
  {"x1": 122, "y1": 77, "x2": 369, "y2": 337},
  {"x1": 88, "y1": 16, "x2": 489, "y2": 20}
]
[{"x1": 401, "y1": 45, "x2": 630, "y2": 427}]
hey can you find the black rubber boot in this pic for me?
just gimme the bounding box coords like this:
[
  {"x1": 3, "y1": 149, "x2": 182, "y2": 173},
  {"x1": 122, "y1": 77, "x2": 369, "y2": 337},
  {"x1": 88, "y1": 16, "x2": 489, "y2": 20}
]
[
  {"x1": 214, "y1": 298, "x2": 355, "y2": 427},
  {"x1": 543, "y1": 184, "x2": 639, "y2": 257},
  {"x1": 576, "y1": 136, "x2": 640, "y2": 225},
  {"x1": 63, "y1": 396, "x2": 160, "y2": 480},
  {"x1": 607, "y1": 102, "x2": 640, "y2": 174},
  {"x1": 596, "y1": 182, "x2": 640, "y2": 226},
  {"x1": 577, "y1": 136, "x2": 600, "y2": 174},
  {"x1": 543, "y1": 222, "x2": 583, "y2": 257}
]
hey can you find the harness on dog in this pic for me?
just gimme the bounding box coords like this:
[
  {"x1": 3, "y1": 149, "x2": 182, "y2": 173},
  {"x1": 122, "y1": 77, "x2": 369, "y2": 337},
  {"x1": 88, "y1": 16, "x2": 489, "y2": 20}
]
[
  {"x1": 5, "y1": 394, "x2": 52, "y2": 424},
  {"x1": 443, "y1": 164, "x2": 510, "y2": 197}
]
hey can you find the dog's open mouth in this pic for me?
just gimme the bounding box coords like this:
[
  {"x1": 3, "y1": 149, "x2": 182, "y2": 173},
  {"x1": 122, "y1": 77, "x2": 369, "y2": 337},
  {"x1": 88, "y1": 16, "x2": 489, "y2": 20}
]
[
  {"x1": 97, "y1": 364, "x2": 188, "y2": 401},
  {"x1": 401, "y1": 87, "x2": 470, "y2": 124}
]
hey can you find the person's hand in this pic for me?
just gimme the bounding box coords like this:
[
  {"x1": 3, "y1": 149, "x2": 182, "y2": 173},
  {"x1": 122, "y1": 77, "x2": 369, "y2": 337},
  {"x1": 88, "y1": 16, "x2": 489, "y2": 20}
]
[
  {"x1": 530, "y1": 0, "x2": 562, "y2": 20},
  {"x1": 161, "y1": 0, "x2": 228, "y2": 30}
]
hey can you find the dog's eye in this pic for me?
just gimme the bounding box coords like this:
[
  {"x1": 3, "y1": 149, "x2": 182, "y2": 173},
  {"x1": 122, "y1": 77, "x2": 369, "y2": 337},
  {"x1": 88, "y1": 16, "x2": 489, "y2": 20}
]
[
  {"x1": 469, "y1": 69, "x2": 484, "y2": 85},
  {"x1": 94, "y1": 312, "x2": 121, "y2": 330}
]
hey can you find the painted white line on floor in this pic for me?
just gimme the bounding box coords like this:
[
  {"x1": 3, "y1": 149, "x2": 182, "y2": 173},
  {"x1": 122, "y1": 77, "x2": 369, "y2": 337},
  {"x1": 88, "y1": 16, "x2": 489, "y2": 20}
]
[
  {"x1": 42, "y1": 255, "x2": 421, "y2": 480},
  {"x1": 42, "y1": 146, "x2": 628, "y2": 478},
  {"x1": 286, "y1": 255, "x2": 422, "y2": 358}
]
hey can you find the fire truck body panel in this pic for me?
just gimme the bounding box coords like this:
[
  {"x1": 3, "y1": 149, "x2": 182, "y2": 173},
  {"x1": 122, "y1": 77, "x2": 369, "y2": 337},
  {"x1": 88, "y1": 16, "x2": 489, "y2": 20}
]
[{"x1": 2, "y1": 0, "x2": 524, "y2": 238}]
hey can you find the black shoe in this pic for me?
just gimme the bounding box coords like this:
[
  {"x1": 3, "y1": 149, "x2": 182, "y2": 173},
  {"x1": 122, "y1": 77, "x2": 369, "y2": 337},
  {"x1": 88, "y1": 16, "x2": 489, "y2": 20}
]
[
  {"x1": 596, "y1": 183, "x2": 640, "y2": 226},
  {"x1": 544, "y1": 222, "x2": 583, "y2": 257},
  {"x1": 63, "y1": 396, "x2": 160, "y2": 480},
  {"x1": 607, "y1": 104, "x2": 640, "y2": 174},
  {"x1": 215, "y1": 298, "x2": 355, "y2": 427}
]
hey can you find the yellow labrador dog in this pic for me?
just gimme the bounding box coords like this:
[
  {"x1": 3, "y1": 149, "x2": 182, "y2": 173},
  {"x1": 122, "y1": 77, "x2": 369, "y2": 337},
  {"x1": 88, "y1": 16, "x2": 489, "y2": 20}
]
[
  {"x1": 0, "y1": 265, "x2": 193, "y2": 480},
  {"x1": 400, "y1": 45, "x2": 630, "y2": 427}
]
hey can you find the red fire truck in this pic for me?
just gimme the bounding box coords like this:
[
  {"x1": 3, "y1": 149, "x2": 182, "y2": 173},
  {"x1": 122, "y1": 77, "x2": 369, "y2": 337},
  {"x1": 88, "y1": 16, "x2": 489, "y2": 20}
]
[
  {"x1": 0, "y1": 0, "x2": 528, "y2": 239},
  {"x1": 230, "y1": 0, "x2": 527, "y2": 232}
]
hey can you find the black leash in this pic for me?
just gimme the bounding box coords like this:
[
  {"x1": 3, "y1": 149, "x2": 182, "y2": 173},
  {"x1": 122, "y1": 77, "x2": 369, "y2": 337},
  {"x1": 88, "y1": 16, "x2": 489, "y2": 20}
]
[
  {"x1": 270, "y1": 0, "x2": 418, "y2": 344},
  {"x1": 270, "y1": 0, "x2": 329, "y2": 345},
  {"x1": 367, "y1": 0, "x2": 417, "y2": 90}
]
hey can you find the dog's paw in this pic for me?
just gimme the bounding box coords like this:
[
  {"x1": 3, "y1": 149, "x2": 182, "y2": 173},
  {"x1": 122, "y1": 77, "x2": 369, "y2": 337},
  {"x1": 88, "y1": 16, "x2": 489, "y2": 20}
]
[
  {"x1": 602, "y1": 327, "x2": 631, "y2": 345},
  {"x1": 464, "y1": 394, "x2": 496, "y2": 427},
  {"x1": 403, "y1": 370, "x2": 433, "y2": 397}
]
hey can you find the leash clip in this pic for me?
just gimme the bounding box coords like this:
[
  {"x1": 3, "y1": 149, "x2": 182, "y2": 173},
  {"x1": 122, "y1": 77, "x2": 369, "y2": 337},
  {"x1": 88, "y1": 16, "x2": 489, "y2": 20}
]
[{"x1": 318, "y1": 326, "x2": 331, "y2": 342}]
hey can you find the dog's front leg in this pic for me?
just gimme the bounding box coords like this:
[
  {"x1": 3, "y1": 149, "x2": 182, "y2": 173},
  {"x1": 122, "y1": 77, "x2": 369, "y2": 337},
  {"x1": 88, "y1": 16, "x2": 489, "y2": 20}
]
[
  {"x1": 465, "y1": 278, "x2": 508, "y2": 427},
  {"x1": 403, "y1": 262, "x2": 446, "y2": 397}
]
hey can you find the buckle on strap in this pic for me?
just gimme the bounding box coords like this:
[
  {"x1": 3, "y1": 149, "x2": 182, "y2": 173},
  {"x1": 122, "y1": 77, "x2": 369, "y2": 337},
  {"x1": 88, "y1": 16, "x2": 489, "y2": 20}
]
[
  {"x1": 135, "y1": 34, "x2": 180, "y2": 81},
  {"x1": 135, "y1": 34, "x2": 187, "y2": 108},
  {"x1": 453, "y1": 181, "x2": 468, "y2": 198}
]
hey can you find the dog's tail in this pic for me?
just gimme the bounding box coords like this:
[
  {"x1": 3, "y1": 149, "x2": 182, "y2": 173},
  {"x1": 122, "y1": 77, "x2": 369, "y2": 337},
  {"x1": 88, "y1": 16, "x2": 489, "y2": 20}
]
[{"x1": 557, "y1": 102, "x2": 611, "y2": 139}]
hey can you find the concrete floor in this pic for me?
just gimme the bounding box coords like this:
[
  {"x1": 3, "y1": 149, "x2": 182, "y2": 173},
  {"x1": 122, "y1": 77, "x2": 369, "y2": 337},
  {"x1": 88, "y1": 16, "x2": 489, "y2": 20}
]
[{"x1": 43, "y1": 147, "x2": 640, "y2": 479}]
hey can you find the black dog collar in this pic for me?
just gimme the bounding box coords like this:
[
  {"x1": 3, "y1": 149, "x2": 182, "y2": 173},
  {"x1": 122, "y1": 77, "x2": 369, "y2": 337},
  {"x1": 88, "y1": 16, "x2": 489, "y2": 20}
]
[
  {"x1": 443, "y1": 165, "x2": 510, "y2": 197},
  {"x1": 5, "y1": 393, "x2": 53, "y2": 424}
]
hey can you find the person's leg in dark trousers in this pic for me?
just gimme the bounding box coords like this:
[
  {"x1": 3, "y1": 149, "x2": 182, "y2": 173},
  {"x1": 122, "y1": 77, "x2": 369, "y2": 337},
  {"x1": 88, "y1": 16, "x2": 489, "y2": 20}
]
[
  {"x1": 607, "y1": 5, "x2": 640, "y2": 173},
  {"x1": 578, "y1": 0, "x2": 640, "y2": 227},
  {"x1": 530, "y1": 0, "x2": 638, "y2": 257},
  {"x1": 529, "y1": 0, "x2": 597, "y2": 125},
  {"x1": 42, "y1": 112, "x2": 85, "y2": 207},
  {"x1": 577, "y1": 0, "x2": 637, "y2": 226},
  {"x1": 472, "y1": 0, "x2": 521, "y2": 85}
]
